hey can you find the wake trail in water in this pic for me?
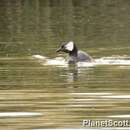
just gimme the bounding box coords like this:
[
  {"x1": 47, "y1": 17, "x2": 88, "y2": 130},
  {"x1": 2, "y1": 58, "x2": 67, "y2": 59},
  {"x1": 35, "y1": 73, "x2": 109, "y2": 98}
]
[{"x1": 32, "y1": 55, "x2": 130, "y2": 67}]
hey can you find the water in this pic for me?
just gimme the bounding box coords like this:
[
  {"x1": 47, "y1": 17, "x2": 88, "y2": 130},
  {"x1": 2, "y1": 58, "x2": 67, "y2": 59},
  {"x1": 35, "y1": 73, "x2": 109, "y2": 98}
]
[{"x1": 0, "y1": 0, "x2": 130, "y2": 130}]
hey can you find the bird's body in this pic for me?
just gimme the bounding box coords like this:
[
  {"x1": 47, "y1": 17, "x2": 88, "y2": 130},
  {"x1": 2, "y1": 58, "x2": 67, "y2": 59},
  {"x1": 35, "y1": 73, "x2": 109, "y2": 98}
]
[
  {"x1": 68, "y1": 50, "x2": 93, "y2": 64},
  {"x1": 77, "y1": 50, "x2": 92, "y2": 62},
  {"x1": 56, "y1": 41, "x2": 93, "y2": 64}
]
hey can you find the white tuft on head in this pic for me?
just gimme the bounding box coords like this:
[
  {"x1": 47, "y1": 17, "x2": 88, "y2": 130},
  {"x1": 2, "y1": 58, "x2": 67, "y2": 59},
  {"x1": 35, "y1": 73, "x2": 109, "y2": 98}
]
[{"x1": 65, "y1": 41, "x2": 74, "y2": 51}]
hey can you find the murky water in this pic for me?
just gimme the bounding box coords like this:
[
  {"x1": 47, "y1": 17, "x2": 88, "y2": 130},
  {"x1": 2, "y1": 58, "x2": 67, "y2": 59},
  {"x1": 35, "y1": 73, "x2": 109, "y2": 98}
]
[{"x1": 0, "y1": 0, "x2": 130, "y2": 130}]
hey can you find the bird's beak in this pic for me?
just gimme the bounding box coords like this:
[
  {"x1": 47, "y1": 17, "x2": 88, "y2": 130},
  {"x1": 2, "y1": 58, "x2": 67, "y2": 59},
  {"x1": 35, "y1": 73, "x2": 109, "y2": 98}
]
[{"x1": 56, "y1": 47, "x2": 62, "y2": 52}]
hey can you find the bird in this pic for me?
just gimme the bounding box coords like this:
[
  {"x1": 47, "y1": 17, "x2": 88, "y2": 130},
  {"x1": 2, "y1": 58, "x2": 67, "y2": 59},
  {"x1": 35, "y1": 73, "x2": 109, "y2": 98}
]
[{"x1": 56, "y1": 41, "x2": 93, "y2": 64}]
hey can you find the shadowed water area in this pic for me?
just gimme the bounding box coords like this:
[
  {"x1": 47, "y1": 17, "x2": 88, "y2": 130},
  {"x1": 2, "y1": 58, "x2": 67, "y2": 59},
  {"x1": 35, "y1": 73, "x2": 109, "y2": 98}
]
[{"x1": 0, "y1": 0, "x2": 130, "y2": 130}]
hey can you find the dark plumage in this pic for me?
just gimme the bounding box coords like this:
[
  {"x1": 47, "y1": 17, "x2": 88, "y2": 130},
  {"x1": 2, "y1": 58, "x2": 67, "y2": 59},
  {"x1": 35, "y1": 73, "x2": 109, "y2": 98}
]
[{"x1": 56, "y1": 41, "x2": 93, "y2": 64}]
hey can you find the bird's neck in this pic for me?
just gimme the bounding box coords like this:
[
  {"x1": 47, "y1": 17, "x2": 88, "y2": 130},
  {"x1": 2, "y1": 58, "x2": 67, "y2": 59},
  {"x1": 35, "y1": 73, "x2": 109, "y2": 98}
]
[{"x1": 69, "y1": 47, "x2": 78, "y2": 57}]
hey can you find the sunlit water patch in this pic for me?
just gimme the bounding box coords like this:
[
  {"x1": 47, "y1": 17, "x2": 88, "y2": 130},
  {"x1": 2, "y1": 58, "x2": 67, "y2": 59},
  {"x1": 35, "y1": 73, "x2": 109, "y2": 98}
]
[
  {"x1": 33, "y1": 128, "x2": 130, "y2": 130},
  {"x1": 32, "y1": 55, "x2": 68, "y2": 67},
  {"x1": 101, "y1": 95, "x2": 130, "y2": 99},
  {"x1": 0, "y1": 112, "x2": 42, "y2": 117},
  {"x1": 95, "y1": 56, "x2": 130, "y2": 65},
  {"x1": 33, "y1": 129, "x2": 97, "y2": 130},
  {"x1": 32, "y1": 55, "x2": 130, "y2": 67},
  {"x1": 109, "y1": 115, "x2": 130, "y2": 118}
]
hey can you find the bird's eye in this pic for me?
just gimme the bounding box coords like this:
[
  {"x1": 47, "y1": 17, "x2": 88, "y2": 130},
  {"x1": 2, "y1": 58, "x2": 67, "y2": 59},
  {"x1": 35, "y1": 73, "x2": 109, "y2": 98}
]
[{"x1": 61, "y1": 45, "x2": 64, "y2": 48}]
